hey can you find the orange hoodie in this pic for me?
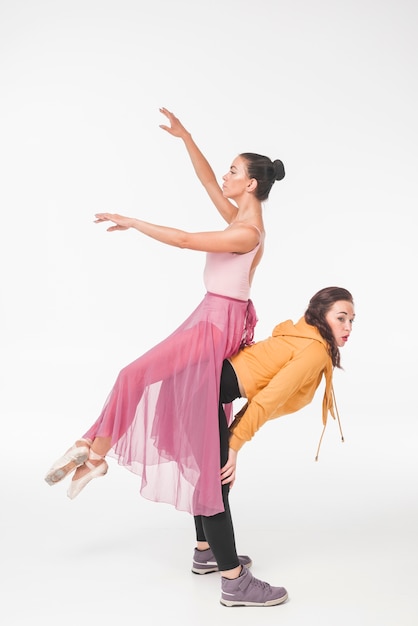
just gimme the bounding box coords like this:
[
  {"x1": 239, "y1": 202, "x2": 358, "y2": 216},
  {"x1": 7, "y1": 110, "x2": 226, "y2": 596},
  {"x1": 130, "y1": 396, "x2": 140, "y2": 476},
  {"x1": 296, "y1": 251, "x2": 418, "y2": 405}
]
[{"x1": 229, "y1": 317, "x2": 340, "y2": 456}]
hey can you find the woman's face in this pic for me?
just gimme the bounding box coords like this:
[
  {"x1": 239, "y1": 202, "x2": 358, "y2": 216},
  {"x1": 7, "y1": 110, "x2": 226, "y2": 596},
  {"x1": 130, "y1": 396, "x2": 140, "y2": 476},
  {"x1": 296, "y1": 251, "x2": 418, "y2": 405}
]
[
  {"x1": 325, "y1": 300, "x2": 355, "y2": 347},
  {"x1": 222, "y1": 156, "x2": 253, "y2": 199}
]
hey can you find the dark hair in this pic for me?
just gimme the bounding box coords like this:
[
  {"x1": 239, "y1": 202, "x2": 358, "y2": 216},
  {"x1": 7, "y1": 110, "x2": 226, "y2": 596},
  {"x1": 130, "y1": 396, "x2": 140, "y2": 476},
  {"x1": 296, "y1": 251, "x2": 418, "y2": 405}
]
[
  {"x1": 240, "y1": 152, "x2": 285, "y2": 202},
  {"x1": 304, "y1": 286, "x2": 354, "y2": 369}
]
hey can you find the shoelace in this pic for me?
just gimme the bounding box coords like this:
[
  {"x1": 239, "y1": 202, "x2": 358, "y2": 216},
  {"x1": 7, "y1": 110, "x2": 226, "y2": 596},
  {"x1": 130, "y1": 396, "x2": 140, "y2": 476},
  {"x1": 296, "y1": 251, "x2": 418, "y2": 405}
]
[{"x1": 252, "y1": 578, "x2": 272, "y2": 590}]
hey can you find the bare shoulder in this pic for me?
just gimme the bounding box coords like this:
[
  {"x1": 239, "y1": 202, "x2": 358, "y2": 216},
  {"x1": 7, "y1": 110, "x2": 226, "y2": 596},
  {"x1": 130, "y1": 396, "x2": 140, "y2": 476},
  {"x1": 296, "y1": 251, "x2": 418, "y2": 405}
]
[
  {"x1": 229, "y1": 222, "x2": 265, "y2": 258},
  {"x1": 228, "y1": 221, "x2": 265, "y2": 239}
]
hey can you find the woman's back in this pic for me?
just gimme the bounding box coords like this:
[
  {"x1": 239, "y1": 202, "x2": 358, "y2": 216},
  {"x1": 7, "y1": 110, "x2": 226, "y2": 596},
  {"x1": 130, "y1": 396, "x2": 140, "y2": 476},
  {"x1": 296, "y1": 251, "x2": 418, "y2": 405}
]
[{"x1": 204, "y1": 227, "x2": 264, "y2": 301}]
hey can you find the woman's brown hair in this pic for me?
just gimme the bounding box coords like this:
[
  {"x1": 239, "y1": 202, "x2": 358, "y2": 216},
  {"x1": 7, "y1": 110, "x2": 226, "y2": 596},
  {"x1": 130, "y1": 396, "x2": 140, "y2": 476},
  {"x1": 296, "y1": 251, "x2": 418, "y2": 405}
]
[{"x1": 304, "y1": 286, "x2": 354, "y2": 368}]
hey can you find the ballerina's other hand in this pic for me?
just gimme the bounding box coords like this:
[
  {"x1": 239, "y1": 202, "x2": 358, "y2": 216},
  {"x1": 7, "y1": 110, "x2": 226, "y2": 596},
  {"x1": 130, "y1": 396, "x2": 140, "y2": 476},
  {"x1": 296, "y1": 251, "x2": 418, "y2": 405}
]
[{"x1": 94, "y1": 212, "x2": 133, "y2": 232}]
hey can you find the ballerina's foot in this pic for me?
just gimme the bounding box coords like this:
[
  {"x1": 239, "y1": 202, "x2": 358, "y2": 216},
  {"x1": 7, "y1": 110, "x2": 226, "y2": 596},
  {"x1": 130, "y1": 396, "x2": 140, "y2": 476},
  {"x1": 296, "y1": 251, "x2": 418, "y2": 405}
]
[
  {"x1": 44, "y1": 439, "x2": 91, "y2": 486},
  {"x1": 67, "y1": 456, "x2": 108, "y2": 500}
]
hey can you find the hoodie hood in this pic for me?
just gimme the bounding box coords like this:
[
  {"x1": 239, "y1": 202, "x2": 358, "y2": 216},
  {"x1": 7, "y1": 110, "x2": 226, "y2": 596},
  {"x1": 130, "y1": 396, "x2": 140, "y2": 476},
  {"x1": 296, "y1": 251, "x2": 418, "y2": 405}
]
[{"x1": 273, "y1": 317, "x2": 328, "y2": 347}]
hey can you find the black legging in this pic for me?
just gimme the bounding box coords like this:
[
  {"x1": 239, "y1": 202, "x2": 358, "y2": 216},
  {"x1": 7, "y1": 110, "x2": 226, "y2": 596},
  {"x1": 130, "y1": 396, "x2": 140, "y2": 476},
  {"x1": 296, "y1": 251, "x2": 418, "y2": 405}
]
[{"x1": 193, "y1": 359, "x2": 242, "y2": 571}]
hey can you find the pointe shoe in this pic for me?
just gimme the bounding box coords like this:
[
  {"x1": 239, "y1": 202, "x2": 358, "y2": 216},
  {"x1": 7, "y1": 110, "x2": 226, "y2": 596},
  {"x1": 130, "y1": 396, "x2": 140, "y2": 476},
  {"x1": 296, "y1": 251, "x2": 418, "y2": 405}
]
[
  {"x1": 45, "y1": 439, "x2": 91, "y2": 486},
  {"x1": 67, "y1": 457, "x2": 108, "y2": 500}
]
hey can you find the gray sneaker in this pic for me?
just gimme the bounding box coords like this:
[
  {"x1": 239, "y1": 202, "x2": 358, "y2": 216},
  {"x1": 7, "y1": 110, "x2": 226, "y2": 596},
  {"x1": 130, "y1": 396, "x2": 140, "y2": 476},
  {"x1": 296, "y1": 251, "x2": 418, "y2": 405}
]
[
  {"x1": 221, "y1": 565, "x2": 288, "y2": 607},
  {"x1": 192, "y1": 548, "x2": 252, "y2": 575}
]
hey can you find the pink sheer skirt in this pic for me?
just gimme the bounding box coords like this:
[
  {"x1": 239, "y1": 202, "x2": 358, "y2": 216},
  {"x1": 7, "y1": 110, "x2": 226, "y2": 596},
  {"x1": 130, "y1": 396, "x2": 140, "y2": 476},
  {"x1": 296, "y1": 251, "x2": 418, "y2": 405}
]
[{"x1": 83, "y1": 292, "x2": 257, "y2": 516}]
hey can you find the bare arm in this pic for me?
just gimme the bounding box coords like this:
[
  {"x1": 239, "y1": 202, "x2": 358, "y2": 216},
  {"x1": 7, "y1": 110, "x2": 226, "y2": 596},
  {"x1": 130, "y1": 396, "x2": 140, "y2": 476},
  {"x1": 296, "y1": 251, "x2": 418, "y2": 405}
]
[
  {"x1": 159, "y1": 107, "x2": 238, "y2": 224},
  {"x1": 94, "y1": 212, "x2": 260, "y2": 254}
]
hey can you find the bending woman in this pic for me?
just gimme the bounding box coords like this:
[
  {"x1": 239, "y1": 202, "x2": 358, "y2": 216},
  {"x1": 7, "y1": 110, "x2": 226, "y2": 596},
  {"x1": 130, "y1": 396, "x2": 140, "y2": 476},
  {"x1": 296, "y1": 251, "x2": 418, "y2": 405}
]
[
  {"x1": 192, "y1": 286, "x2": 355, "y2": 607},
  {"x1": 45, "y1": 107, "x2": 285, "y2": 520}
]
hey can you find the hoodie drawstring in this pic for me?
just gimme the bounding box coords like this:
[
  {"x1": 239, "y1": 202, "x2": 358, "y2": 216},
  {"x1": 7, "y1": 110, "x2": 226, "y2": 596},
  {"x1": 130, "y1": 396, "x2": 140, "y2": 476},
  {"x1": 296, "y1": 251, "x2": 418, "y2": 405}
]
[{"x1": 315, "y1": 384, "x2": 345, "y2": 461}]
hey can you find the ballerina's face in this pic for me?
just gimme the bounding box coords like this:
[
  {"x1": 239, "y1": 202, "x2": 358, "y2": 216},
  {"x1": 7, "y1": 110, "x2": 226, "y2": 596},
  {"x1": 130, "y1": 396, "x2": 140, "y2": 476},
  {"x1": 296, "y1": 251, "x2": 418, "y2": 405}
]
[
  {"x1": 325, "y1": 300, "x2": 355, "y2": 347},
  {"x1": 222, "y1": 156, "x2": 254, "y2": 199}
]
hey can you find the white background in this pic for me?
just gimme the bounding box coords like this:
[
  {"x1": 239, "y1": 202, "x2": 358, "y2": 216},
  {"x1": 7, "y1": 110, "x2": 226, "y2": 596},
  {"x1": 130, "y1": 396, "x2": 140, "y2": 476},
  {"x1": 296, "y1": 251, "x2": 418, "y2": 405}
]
[{"x1": 1, "y1": 1, "x2": 417, "y2": 624}]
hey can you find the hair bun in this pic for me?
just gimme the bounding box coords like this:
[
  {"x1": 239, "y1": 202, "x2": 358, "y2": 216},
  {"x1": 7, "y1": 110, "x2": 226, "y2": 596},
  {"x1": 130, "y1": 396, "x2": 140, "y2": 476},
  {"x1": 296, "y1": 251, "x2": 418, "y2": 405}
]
[{"x1": 273, "y1": 159, "x2": 285, "y2": 181}]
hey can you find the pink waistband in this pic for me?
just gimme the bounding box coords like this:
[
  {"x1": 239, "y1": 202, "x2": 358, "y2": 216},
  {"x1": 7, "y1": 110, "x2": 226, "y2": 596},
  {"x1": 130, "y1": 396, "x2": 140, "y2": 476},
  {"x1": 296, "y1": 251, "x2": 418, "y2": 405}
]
[{"x1": 206, "y1": 291, "x2": 248, "y2": 304}]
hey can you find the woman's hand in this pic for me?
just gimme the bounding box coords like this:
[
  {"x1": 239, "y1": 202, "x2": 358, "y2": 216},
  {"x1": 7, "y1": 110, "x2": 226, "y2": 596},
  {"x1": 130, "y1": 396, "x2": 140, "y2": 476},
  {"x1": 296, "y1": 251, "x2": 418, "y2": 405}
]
[
  {"x1": 220, "y1": 448, "x2": 238, "y2": 488},
  {"x1": 94, "y1": 213, "x2": 135, "y2": 232},
  {"x1": 159, "y1": 107, "x2": 190, "y2": 139}
]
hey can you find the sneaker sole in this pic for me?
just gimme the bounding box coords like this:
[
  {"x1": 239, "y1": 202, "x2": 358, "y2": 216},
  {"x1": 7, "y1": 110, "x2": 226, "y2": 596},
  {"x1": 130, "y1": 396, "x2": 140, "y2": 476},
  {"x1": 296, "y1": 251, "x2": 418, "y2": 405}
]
[
  {"x1": 220, "y1": 592, "x2": 288, "y2": 607},
  {"x1": 192, "y1": 559, "x2": 253, "y2": 576},
  {"x1": 192, "y1": 566, "x2": 219, "y2": 575}
]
